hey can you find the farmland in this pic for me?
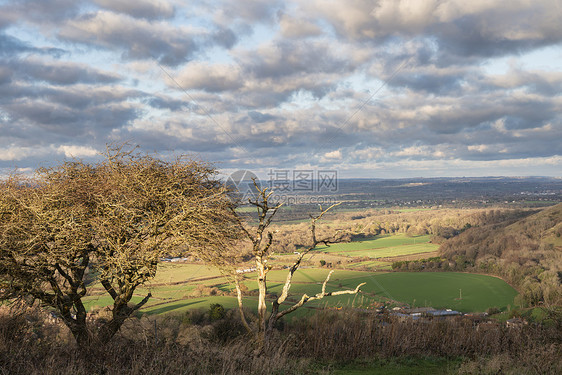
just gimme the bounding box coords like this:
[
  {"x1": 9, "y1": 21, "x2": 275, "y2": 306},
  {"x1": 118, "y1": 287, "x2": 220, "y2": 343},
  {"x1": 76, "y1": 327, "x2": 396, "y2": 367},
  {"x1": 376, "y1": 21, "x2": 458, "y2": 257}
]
[
  {"x1": 259, "y1": 269, "x2": 517, "y2": 313},
  {"x1": 81, "y1": 263, "x2": 517, "y2": 315},
  {"x1": 315, "y1": 233, "x2": 438, "y2": 258},
  {"x1": 79, "y1": 230, "x2": 515, "y2": 316}
]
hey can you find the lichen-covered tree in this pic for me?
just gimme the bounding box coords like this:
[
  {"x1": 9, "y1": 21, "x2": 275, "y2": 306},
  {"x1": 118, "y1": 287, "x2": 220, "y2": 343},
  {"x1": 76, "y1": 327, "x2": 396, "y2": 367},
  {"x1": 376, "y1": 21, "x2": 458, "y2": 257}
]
[
  {"x1": 227, "y1": 181, "x2": 365, "y2": 344},
  {"x1": 0, "y1": 146, "x2": 240, "y2": 347}
]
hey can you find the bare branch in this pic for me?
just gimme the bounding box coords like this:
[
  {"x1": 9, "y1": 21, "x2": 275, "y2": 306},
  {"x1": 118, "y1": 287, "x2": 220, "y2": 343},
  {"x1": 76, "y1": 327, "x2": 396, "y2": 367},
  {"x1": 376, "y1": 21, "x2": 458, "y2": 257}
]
[
  {"x1": 54, "y1": 263, "x2": 76, "y2": 288},
  {"x1": 272, "y1": 202, "x2": 343, "y2": 311},
  {"x1": 274, "y1": 271, "x2": 365, "y2": 321},
  {"x1": 131, "y1": 292, "x2": 152, "y2": 313},
  {"x1": 101, "y1": 279, "x2": 118, "y2": 300}
]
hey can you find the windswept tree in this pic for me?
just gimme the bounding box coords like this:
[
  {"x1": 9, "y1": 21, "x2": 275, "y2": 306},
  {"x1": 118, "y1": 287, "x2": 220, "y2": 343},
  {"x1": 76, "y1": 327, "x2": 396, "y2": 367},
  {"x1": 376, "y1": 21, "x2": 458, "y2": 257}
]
[
  {"x1": 0, "y1": 146, "x2": 241, "y2": 347},
  {"x1": 226, "y1": 181, "x2": 366, "y2": 344}
]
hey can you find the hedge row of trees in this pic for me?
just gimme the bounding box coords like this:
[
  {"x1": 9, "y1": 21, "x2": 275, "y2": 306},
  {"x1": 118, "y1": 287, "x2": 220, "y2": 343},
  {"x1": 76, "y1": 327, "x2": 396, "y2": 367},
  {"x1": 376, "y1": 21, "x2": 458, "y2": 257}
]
[{"x1": 391, "y1": 256, "x2": 445, "y2": 271}]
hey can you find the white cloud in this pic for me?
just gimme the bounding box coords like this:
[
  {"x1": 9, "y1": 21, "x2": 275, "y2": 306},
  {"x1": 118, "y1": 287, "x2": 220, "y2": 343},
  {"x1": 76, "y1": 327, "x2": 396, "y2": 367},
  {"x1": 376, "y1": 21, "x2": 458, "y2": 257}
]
[
  {"x1": 278, "y1": 12, "x2": 322, "y2": 38},
  {"x1": 467, "y1": 144, "x2": 489, "y2": 152},
  {"x1": 92, "y1": 0, "x2": 174, "y2": 20},
  {"x1": 174, "y1": 62, "x2": 244, "y2": 92},
  {"x1": 57, "y1": 145, "x2": 98, "y2": 158},
  {"x1": 323, "y1": 150, "x2": 342, "y2": 160},
  {"x1": 59, "y1": 10, "x2": 208, "y2": 65},
  {"x1": 0, "y1": 146, "x2": 33, "y2": 161}
]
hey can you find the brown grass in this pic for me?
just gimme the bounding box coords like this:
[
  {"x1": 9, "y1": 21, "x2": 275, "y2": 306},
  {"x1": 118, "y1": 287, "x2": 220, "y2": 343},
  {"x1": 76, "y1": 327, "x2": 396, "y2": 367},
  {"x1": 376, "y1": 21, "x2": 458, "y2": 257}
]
[{"x1": 1, "y1": 305, "x2": 560, "y2": 374}]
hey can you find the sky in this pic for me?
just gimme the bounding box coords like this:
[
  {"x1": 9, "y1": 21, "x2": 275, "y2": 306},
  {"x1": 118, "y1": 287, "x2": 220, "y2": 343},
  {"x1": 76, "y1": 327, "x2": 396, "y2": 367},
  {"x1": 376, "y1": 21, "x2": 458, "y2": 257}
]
[{"x1": 1, "y1": 0, "x2": 561, "y2": 180}]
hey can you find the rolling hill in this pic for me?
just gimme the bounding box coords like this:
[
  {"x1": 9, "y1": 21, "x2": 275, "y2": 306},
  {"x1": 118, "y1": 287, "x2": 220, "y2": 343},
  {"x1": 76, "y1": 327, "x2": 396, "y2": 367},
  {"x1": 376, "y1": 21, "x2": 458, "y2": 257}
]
[{"x1": 440, "y1": 203, "x2": 562, "y2": 306}]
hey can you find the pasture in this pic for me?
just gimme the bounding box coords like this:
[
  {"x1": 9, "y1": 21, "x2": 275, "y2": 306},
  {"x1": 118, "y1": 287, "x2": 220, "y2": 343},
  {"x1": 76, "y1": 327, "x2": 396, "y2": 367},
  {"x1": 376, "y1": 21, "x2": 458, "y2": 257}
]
[
  {"x1": 81, "y1": 263, "x2": 518, "y2": 315},
  {"x1": 316, "y1": 234, "x2": 438, "y2": 258},
  {"x1": 81, "y1": 234, "x2": 514, "y2": 316},
  {"x1": 260, "y1": 269, "x2": 517, "y2": 313}
]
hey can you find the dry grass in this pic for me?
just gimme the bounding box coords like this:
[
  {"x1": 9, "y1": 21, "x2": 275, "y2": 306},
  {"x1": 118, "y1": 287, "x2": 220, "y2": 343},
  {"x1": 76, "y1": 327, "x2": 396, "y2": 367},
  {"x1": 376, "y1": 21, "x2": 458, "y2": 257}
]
[
  {"x1": 288, "y1": 310, "x2": 561, "y2": 374},
  {"x1": 1, "y1": 305, "x2": 560, "y2": 375}
]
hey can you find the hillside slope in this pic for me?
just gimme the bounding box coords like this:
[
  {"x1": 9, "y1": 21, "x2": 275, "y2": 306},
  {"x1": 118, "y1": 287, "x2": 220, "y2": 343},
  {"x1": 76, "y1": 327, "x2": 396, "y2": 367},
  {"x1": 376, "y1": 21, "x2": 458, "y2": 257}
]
[{"x1": 440, "y1": 203, "x2": 562, "y2": 306}]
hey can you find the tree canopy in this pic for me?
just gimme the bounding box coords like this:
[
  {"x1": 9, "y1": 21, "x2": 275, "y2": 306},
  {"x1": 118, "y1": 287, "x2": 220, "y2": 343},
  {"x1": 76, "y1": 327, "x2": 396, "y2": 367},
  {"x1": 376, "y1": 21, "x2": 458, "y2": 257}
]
[{"x1": 0, "y1": 146, "x2": 240, "y2": 346}]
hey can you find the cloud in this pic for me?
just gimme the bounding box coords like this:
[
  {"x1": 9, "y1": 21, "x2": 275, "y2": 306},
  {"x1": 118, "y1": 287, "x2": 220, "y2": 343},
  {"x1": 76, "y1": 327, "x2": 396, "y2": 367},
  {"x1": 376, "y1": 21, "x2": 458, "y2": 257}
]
[
  {"x1": 238, "y1": 39, "x2": 352, "y2": 79},
  {"x1": 146, "y1": 96, "x2": 192, "y2": 111},
  {"x1": 0, "y1": 33, "x2": 34, "y2": 56},
  {"x1": 1, "y1": 0, "x2": 82, "y2": 24},
  {"x1": 59, "y1": 11, "x2": 207, "y2": 65},
  {"x1": 389, "y1": 65, "x2": 469, "y2": 94},
  {"x1": 307, "y1": 0, "x2": 562, "y2": 60},
  {"x1": 0, "y1": 33, "x2": 65, "y2": 58},
  {"x1": 92, "y1": 0, "x2": 175, "y2": 20},
  {"x1": 486, "y1": 68, "x2": 562, "y2": 96},
  {"x1": 322, "y1": 150, "x2": 342, "y2": 160},
  {"x1": 0, "y1": 79, "x2": 144, "y2": 150},
  {"x1": 214, "y1": 0, "x2": 284, "y2": 25},
  {"x1": 174, "y1": 62, "x2": 244, "y2": 92},
  {"x1": 278, "y1": 12, "x2": 322, "y2": 38},
  {"x1": 247, "y1": 111, "x2": 277, "y2": 123},
  {"x1": 0, "y1": 66, "x2": 12, "y2": 85},
  {"x1": 0, "y1": 146, "x2": 35, "y2": 161},
  {"x1": 11, "y1": 58, "x2": 121, "y2": 85},
  {"x1": 57, "y1": 145, "x2": 99, "y2": 157},
  {"x1": 4, "y1": 99, "x2": 138, "y2": 136},
  {"x1": 0, "y1": 0, "x2": 561, "y2": 178}
]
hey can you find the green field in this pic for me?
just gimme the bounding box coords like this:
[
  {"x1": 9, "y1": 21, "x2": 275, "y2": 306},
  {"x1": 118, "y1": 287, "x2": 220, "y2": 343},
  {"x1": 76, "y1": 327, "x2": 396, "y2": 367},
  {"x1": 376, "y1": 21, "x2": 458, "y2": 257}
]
[
  {"x1": 85, "y1": 264, "x2": 519, "y2": 315},
  {"x1": 347, "y1": 260, "x2": 392, "y2": 270},
  {"x1": 316, "y1": 234, "x2": 438, "y2": 258},
  {"x1": 333, "y1": 357, "x2": 461, "y2": 375},
  {"x1": 261, "y1": 269, "x2": 517, "y2": 312},
  {"x1": 150, "y1": 263, "x2": 221, "y2": 284},
  {"x1": 353, "y1": 272, "x2": 517, "y2": 312},
  {"x1": 80, "y1": 233, "x2": 515, "y2": 315}
]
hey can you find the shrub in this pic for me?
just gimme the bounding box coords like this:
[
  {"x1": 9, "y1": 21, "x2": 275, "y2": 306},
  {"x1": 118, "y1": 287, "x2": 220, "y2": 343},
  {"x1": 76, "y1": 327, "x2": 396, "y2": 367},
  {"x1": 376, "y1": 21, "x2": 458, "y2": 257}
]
[
  {"x1": 209, "y1": 303, "x2": 226, "y2": 321},
  {"x1": 486, "y1": 307, "x2": 501, "y2": 315}
]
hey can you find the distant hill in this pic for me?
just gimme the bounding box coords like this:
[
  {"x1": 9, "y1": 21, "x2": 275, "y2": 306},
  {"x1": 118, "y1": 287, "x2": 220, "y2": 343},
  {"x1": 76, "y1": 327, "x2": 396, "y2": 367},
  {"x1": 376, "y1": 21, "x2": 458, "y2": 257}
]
[
  {"x1": 440, "y1": 203, "x2": 562, "y2": 307},
  {"x1": 505, "y1": 202, "x2": 562, "y2": 247}
]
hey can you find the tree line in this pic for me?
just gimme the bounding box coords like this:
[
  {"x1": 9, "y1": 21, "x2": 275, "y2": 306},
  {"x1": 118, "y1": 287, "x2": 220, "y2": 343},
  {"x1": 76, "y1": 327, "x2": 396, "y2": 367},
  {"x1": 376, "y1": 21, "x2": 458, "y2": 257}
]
[{"x1": 440, "y1": 203, "x2": 562, "y2": 307}]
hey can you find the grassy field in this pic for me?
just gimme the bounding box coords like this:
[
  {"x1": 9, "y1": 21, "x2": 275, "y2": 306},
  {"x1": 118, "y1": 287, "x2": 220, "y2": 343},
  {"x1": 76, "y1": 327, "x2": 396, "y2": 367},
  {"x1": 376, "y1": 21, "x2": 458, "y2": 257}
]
[
  {"x1": 340, "y1": 243, "x2": 438, "y2": 258},
  {"x1": 332, "y1": 357, "x2": 461, "y2": 375},
  {"x1": 346, "y1": 260, "x2": 392, "y2": 270},
  {"x1": 149, "y1": 263, "x2": 221, "y2": 283},
  {"x1": 392, "y1": 208, "x2": 433, "y2": 212},
  {"x1": 355, "y1": 272, "x2": 517, "y2": 312},
  {"x1": 316, "y1": 234, "x2": 438, "y2": 258},
  {"x1": 83, "y1": 264, "x2": 518, "y2": 315},
  {"x1": 260, "y1": 269, "x2": 517, "y2": 312},
  {"x1": 80, "y1": 233, "x2": 515, "y2": 316}
]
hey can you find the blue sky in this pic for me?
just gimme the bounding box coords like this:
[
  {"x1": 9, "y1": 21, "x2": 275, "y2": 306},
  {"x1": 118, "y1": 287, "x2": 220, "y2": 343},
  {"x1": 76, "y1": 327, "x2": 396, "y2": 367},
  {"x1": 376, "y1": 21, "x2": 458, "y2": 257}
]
[{"x1": 1, "y1": 0, "x2": 561, "y2": 179}]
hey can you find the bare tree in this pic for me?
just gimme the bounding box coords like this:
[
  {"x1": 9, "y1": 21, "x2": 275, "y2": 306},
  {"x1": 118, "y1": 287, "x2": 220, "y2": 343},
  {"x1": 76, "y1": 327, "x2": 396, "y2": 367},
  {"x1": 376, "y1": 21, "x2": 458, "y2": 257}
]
[
  {"x1": 231, "y1": 180, "x2": 365, "y2": 344},
  {"x1": 0, "y1": 146, "x2": 241, "y2": 347}
]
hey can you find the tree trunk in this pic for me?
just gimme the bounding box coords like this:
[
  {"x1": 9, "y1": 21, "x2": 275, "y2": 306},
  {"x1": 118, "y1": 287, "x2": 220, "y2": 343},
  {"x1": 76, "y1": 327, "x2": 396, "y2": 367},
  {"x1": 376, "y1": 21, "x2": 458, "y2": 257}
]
[
  {"x1": 58, "y1": 310, "x2": 93, "y2": 349},
  {"x1": 234, "y1": 277, "x2": 252, "y2": 334},
  {"x1": 97, "y1": 291, "x2": 152, "y2": 344},
  {"x1": 256, "y1": 256, "x2": 268, "y2": 343}
]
